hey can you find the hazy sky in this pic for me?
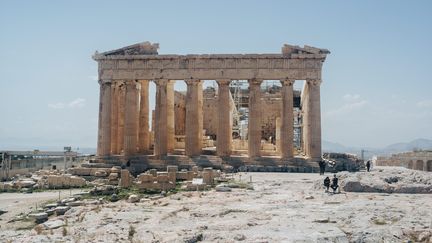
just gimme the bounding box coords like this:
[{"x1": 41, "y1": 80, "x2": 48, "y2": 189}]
[{"x1": 1, "y1": 0, "x2": 431, "y2": 150}]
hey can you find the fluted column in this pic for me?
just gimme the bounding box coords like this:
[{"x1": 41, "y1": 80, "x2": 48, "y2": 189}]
[
  {"x1": 154, "y1": 79, "x2": 169, "y2": 156},
  {"x1": 281, "y1": 79, "x2": 295, "y2": 159},
  {"x1": 167, "y1": 80, "x2": 175, "y2": 153},
  {"x1": 123, "y1": 80, "x2": 139, "y2": 156},
  {"x1": 117, "y1": 82, "x2": 126, "y2": 154},
  {"x1": 97, "y1": 80, "x2": 112, "y2": 156},
  {"x1": 217, "y1": 79, "x2": 232, "y2": 156},
  {"x1": 96, "y1": 81, "x2": 103, "y2": 156},
  {"x1": 305, "y1": 79, "x2": 322, "y2": 160},
  {"x1": 185, "y1": 79, "x2": 203, "y2": 156},
  {"x1": 138, "y1": 80, "x2": 150, "y2": 154},
  {"x1": 110, "y1": 82, "x2": 119, "y2": 154},
  {"x1": 248, "y1": 79, "x2": 262, "y2": 158}
]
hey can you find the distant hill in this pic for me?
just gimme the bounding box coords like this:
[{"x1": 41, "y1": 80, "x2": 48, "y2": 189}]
[
  {"x1": 384, "y1": 138, "x2": 432, "y2": 152},
  {"x1": 322, "y1": 140, "x2": 351, "y2": 153},
  {"x1": 323, "y1": 138, "x2": 432, "y2": 159}
]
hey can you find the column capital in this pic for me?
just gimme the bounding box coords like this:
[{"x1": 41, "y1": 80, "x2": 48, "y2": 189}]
[
  {"x1": 99, "y1": 79, "x2": 112, "y2": 85},
  {"x1": 248, "y1": 78, "x2": 262, "y2": 86},
  {"x1": 307, "y1": 79, "x2": 322, "y2": 86},
  {"x1": 185, "y1": 79, "x2": 202, "y2": 86},
  {"x1": 156, "y1": 79, "x2": 169, "y2": 86},
  {"x1": 138, "y1": 79, "x2": 149, "y2": 83},
  {"x1": 281, "y1": 79, "x2": 295, "y2": 86},
  {"x1": 216, "y1": 79, "x2": 231, "y2": 86},
  {"x1": 124, "y1": 80, "x2": 139, "y2": 89}
]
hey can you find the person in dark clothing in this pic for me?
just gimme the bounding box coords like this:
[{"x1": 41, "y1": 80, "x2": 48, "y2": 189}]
[
  {"x1": 318, "y1": 160, "x2": 326, "y2": 175},
  {"x1": 366, "y1": 160, "x2": 371, "y2": 172},
  {"x1": 330, "y1": 174, "x2": 339, "y2": 193},
  {"x1": 323, "y1": 176, "x2": 330, "y2": 192}
]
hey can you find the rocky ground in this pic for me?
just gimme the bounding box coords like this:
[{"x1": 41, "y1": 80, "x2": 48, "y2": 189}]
[{"x1": 1, "y1": 166, "x2": 431, "y2": 242}]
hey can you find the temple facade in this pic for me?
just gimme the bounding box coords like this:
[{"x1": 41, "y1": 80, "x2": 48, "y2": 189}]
[{"x1": 93, "y1": 42, "x2": 330, "y2": 162}]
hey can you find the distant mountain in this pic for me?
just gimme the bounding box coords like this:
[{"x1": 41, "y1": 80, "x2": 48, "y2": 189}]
[
  {"x1": 322, "y1": 138, "x2": 432, "y2": 159},
  {"x1": 322, "y1": 140, "x2": 350, "y2": 153},
  {"x1": 384, "y1": 138, "x2": 432, "y2": 152}
]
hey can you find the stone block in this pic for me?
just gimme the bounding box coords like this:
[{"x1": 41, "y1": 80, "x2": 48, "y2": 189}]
[
  {"x1": 16, "y1": 180, "x2": 36, "y2": 188},
  {"x1": 128, "y1": 194, "x2": 140, "y2": 203},
  {"x1": 110, "y1": 166, "x2": 121, "y2": 174},
  {"x1": 54, "y1": 206, "x2": 70, "y2": 216},
  {"x1": 202, "y1": 172, "x2": 212, "y2": 185},
  {"x1": 138, "y1": 173, "x2": 153, "y2": 183},
  {"x1": 202, "y1": 167, "x2": 214, "y2": 185},
  {"x1": 108, "y1": 173, "x2": 119, "y2": 180},
  {"x1": 157, "y1": 175, "x2": 169, "y2": 183},
  {"x1": 94, "y1": 170, "x2": 108, "y2": 177},
  {"x1": 168, "y1": 171, "x2": 176, "y2": 183},
  {"x1": 68, "y1": 167, "x2": 92, "y2": 176},
  {"x1": 167, "y1": 165, "x2": 178, "y2": 173},
  {"x1": 176, "y1": 171, "x2": 189, "y2": 180},
  {"x1": 69, "y1": 176, "x2": 86, "y2": 187},
  {"x1": 29, "y1": 212, "x2": 48, "y2": 223},
  {"x1": 187, "y1": 171, "x2": 195, "y2": 180},
  {"x1": 192, "y1": 166, "x2": 199, "y2": 173},
  {"x1": 149, "y1": 169, "x2": 157, "y2": 177},
  {"x1": 120, "y1": 169, "x2": 131, "y2": 188},
  {"x1": 157, "y1": 172, "x2": 168, "y2": 177}
]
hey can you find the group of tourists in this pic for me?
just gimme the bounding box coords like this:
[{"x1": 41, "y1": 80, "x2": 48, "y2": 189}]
[{"x1": 319, "y1": 159, "x2": 372, "y2": 193}]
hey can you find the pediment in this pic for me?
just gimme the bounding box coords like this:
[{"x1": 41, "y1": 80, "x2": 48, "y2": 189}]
[
  {"x1": 101, "y1": 41, "x2": 159, "y2": 56},
  {"x1": 282, "y1": 44, "x2": 330, "y2": 56}
]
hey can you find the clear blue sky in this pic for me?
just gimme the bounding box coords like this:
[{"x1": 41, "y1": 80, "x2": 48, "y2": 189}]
[{"x1": 1, "y1": 0, "x2": 431, "y2": 150}]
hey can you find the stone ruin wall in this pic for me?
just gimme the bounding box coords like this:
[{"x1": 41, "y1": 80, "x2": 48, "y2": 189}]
[
  {"x1": 174, "y1": 91, "x2": 186, "y2": 136},
  {"x1": 173, "y1": 88, "x2": 295, "y2": 141},
  {"x1": 376, "y1": 151, "x2": 432, "y2": 171},
  {"x1": 260, "y1": 94, "x2": 282, "y2": 141}
]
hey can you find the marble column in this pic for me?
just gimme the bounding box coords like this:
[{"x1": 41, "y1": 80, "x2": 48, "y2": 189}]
[
  {"x1": 97, "y1": 80, "x2": 112, "y2": 156},
  {"x1": 110, "y1": 82, "x2": 119, "y2": 154},
  {"x1": 185, "y1": 79, "x2": 203, "y2": 156},
  {"x1": 96, "y1": 81, "x2": 103, "y2": 156},
  {"x1": 216, "y1": 79, "x2": 232, "y2": 156},
  {"x1": 154, "y1": 79, "x2": 169, "y2": 156},
  {"x1": 167, "y1": 81, "x2": 175, "y2": 153},
  {"x1": 117, "y1": 82, "x2": 126, "y2": 154},
  {"x1": 280, "y1": 79, "x2": 294, "y2": 159},
  {"x1": 276, "y1": 117, "x2": 281, "y2": 153},
  {"x1": 138, "y1": 80, "x2": 150, "y2": 154},
  {"x1": 305, "y1": 79, "x2": 322, "y2": 160},
  {"x1": 248, "y1": 79, "x2": 262, "y2": 158},
  {"x1": 123, "y1": 80, "x2": 139, "y2": 156}
]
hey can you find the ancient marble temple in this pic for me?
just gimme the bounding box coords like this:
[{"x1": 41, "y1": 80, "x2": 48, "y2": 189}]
[{"x1": 93, "y1": 42, "x2": 329, "y2": 163}]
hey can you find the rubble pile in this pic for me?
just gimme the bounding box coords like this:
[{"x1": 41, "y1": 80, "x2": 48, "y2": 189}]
[
  {"x1": 1, "y1": 164, "x2": 223, "y2": 193},
  {"x1": 323, "y1": 152, "x2": 364, "y2": 172},
  {"x1": 135, "y1": 166, "x2": 220, "y2": 191},
  {"x1": 0, "y1": 170, "x2": 87, "y2": 191}
]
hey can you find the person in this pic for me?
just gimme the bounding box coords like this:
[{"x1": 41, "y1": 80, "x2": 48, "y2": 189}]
[
  {"x1": 318, "y1": 160, "x2": 326, "y2": 175},
  {"x1": 323, "y1": 176, "x2": 330, "y2": 192},
  {"x1": 330, "y1": 174, "x2": 339, "y2": 193},
  {"x1": 366, "y1": 160, "x2": 371, "y2": 172}
]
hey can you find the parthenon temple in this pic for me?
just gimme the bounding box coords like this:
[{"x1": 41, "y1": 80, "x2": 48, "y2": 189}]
[{"x1": 92, "y1": 42, "x2": 330, "y2": 170}]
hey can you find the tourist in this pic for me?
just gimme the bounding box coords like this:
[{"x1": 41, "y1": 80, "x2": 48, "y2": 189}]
[
  {"x1": 330, "y1": 174, "x2": 339, "y2": 193},
  {"x1": 323, "y1": 176, "x2": 330, "y2": 192},
  {"x1": 318, "y1": 160, "x2": 326, "y2": 175},
  {"x1": 366, "y1": 160, "x2": 371, "y2": 172}
]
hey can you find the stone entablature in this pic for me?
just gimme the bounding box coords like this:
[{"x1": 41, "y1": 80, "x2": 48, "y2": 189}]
[{"x1": 93, "y1": 43, "x2": 328, "y2": 81}]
